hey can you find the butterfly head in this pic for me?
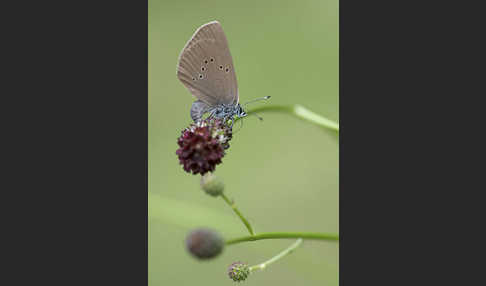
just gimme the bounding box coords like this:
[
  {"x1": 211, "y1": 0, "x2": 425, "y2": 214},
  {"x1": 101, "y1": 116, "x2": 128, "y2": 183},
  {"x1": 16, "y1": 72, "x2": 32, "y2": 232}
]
[{"x1": 236, "y1": 104, "x2": 247, "y2": 118}]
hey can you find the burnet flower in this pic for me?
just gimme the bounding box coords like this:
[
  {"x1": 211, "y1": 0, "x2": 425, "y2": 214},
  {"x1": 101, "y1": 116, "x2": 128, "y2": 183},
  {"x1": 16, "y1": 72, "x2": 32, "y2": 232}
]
[
  {"x1": 228, "y1": 261, "x2": 250, "y2": 282},
  {"x1": 185, "y1": 228, "x2": 224, "y2": 260},
  {"x1": 176, "y1": 119, "x2": 233, "y2": 175}
]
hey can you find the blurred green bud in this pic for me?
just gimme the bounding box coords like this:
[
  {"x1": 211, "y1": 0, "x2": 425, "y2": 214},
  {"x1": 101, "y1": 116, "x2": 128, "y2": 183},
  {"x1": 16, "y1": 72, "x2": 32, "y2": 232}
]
[
  {"x1": 200, "y1": 172, "x2": 224, "y2": 197},
  {"x1": 228, "y1": 262, "x2": 250, "y2": 282},
  {"x1": 185, "y1": 228, "x2": 224, "y2": 260}
]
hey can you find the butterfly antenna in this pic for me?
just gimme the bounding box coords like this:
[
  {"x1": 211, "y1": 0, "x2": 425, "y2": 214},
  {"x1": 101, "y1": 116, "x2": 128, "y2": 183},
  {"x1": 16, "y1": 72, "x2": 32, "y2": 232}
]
[{"x1": 242, "y1": 96, "x2": 271, "y2": 107}]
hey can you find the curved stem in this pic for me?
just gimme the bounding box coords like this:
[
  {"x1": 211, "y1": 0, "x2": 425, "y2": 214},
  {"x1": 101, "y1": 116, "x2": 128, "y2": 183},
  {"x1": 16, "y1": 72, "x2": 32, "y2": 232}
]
[
  {"x1": 243, "y1": 105, "x2": 339, "y2": 133},
  {"x1": 226, "y1": 232, "x2": 339, "y2": 245},
  {"x1": 249, "y1": 239, "x2": 303, "y2": 272},
  {"x1": 220, "y1": 193, "x2": 255, "y2": 235}
]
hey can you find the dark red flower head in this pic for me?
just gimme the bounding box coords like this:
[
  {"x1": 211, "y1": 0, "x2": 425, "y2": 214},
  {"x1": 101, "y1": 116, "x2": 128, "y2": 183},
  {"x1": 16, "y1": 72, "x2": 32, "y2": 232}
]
[
  {"x1": 185, "y1": 228, "x2": 224, "y2": 260},
  {"x1": 176, "y1": 119, "x2": 232, "y2": 175}
]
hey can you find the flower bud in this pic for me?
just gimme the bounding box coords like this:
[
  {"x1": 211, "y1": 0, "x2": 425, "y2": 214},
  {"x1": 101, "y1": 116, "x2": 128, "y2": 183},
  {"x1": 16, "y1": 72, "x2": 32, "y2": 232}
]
[
  {"x1": 228, "y1": 261, "x2": 250, "y2": 282},
  {"x1": 185, "y1": 228, "x2": 224, "y2": 260},
  {"x1": 200, "y1": 172, "x2": 224, "y2": 197}
]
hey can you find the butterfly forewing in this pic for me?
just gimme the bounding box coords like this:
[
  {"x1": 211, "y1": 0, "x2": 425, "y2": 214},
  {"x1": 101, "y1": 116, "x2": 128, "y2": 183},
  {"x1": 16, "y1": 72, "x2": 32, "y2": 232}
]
[{"x1": 177, "y1": 21, "x2": 239, "y2": 107}]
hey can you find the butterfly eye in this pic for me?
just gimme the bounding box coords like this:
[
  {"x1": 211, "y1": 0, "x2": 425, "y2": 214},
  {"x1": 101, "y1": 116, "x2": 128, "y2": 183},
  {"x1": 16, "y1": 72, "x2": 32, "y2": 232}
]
[
  {"x1": 201, "y1": 67, "x2": 205, "y2": 71},
  {"x1": 210, "y1": 58, "x2": 214, "y2": 62}
]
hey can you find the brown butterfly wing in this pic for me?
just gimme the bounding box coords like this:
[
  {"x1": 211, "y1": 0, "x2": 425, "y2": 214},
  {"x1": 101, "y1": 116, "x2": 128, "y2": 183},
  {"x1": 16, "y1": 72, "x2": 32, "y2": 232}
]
[{"x1": 177, "y1": 21, "x2": 239, "y2": 107}]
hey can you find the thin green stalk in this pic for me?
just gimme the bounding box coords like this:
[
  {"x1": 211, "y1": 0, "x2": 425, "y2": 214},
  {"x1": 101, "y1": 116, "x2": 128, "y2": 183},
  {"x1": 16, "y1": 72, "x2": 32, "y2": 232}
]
[
  {"x1": 244, "y1": 104, "x2": 339, "y2": 133},
  {"x1": 226, "y1": 232, "x2": 339, "y2": 245},
  {"x1": 249, "y1": 239, "x2": 303, "y2": 271},
  {"x1": 220, "y1": 193, "x2": 255, "y2": 235}
]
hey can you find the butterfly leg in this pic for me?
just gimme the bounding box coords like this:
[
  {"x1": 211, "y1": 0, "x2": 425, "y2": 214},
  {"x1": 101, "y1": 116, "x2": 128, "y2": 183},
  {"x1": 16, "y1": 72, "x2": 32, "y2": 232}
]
[{"x1": 208, "y1": 109, "x2": 217, "y2": 119}]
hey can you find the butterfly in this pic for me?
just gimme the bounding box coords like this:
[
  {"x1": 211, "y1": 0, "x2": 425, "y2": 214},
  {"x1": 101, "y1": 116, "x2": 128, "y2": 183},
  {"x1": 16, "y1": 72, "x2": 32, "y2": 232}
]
[{"x1": 176, "y1": 21, "x2": 269, "y2": 125}]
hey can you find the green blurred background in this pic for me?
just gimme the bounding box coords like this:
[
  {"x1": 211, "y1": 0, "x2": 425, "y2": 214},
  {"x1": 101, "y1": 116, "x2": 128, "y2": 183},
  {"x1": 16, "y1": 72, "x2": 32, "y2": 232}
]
[{"x1": 149, "y1": 0, "x2": 338, "y2": 285}]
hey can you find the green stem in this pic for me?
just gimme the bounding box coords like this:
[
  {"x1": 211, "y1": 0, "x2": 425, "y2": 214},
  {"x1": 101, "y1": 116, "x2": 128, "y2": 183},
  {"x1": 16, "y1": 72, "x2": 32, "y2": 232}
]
[
  {"x1": 226, "y1": 232, "x2": 339, "y2": 245},
  {"x1": 244, "y1": 105, "x2": 339, "y2": 133},
  {"x1": 249, "y1": 239, "x2": 303, "y2": 271},
  {"x1": 220, "y1": 193, "x2": 255, "y2": 235}
]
